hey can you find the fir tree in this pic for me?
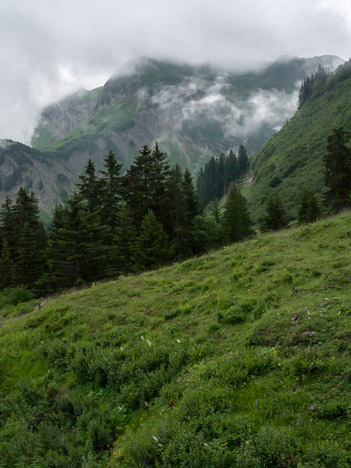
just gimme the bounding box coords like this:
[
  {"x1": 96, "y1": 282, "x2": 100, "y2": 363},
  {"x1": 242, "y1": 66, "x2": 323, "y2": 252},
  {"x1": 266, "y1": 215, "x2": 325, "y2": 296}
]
[
  {"x1": 211, "y1": 199, "x2": 221, "y2": 224},
  {"x1": 262, "y1": 194, "x2": 288, "y2": 231},
  {"x1": 222, "y1": 185, "x2": 252, "y2": 243},
  {"x1": 134, "y1": 210, "x2": 169, "y2": 271},
  {"x1": 238, "y1": 144, "x2": 249, "y2": 174},
  {"x1": 167, "y1": 165, "x2": 193, "y2": 259},
  {"x1": 0, "y1": 240, "x2": 14, "y2": 290},
  {"x1": 99, "y1": 150, "x2": 123, "y2": 238},
  {"x1": 14, "y1": 222, "x2": 45, "y2": 288},
  {"x1": 124, "y1": 145, "x2": 153, "y2": 228},
  {"x1": 323, "y1": 127, "x2": 351, "y2": 213},
  {"x1": 298, "y1": 190, "x2": 321, "y2": 224},
  {"x1": 77, "y1": 159, "x2": 102, "y2": 213},
  {"x1": 183, "y1": 168, "x2": 202, "y2": 220},
  {"x1": 0, "y1": 197, "x2": 17, "y2": 261},
  {"x1": 114, "y1": 206, "x2": 138, "y2": 274}
]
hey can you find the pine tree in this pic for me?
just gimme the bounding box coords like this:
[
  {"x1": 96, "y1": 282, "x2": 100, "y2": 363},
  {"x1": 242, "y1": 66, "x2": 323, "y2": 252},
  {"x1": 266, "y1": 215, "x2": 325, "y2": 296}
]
[
  {"x1": 0, "y1": 197, "x2": 17, "y2": 261},
  {"x1": 77, "y1": 159, "x2": 102, "y2": 213},
  {"x1": 211, "y1": 199, "x2": 221, "y2": 224},
  {"x1": 224, "y1": 150, "x2": 238, "y2": 192},
  {"x1": 124, "y1": 145, "x2": 153, "y2": 228},
  {"x1": 262, "y1": 194, "x2": 288, "y2": 231},
  {"x1": 222, "y1": 185, "x2": 252, "y2": 243},
  {"x1": 298, "y1": 190, "x2": 321, "y2": 224},
  {"x1": 99, "y1": 150, "x2": 123, "y2": 237},
  {"x1": 238, "y1": 144, "x2": 249, "y2": 174},
  {"x1": 46, "y1": 195, "x2": 111, "y2": 290},
  {"x1": 323, "y1": 127, "x2": 351, "y2": 213},
  {"x1": 167, "y1": 165, "x2": 193, "y2": 258},
  {"x1": 0, "y1": 240, "x2": 14, "y2": 290},
  {"x1": 114, "y1": 206, "x2": 138, "y2": 274},
  {"x1": 183, "y1": 168, "x2": 202, "y2": 220},
  {"x1": 134, "y1": 210, "x2": 169, "y2": 271},
  {"x1": 149, "y1": 142, "x2": 171, "y2": 228},
  {"x1": 14, "y1": 222, "x2": 45, "y2": 288}
]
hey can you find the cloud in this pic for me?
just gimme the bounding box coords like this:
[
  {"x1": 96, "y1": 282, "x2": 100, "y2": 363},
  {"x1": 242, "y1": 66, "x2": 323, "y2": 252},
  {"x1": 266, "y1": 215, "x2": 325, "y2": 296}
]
[
  {"x1": 0, "y1": 0, "x2": 350, "y2": 143},
  {"x1": 148, "y1": 74, "x2": 299, "y2": 143}
]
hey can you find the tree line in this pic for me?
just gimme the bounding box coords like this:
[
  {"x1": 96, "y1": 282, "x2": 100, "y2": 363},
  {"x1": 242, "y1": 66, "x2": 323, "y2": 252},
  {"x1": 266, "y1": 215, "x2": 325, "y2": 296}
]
[
  {"x1": 196, "y1": 144, "x2": 249, "y2": 206},
  {"x1": 1, "y1": 126, "x2": 350, "y2": 295},
  {"x1": 0, "y1": 143, "x2": 253, "y2": 294}
]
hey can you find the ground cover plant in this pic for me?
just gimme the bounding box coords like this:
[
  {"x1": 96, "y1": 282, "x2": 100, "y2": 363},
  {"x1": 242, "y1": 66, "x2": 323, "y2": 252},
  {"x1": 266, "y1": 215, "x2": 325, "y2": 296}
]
[{"x1": 1, "y1": 211, "x2": 351, "y2": 466}]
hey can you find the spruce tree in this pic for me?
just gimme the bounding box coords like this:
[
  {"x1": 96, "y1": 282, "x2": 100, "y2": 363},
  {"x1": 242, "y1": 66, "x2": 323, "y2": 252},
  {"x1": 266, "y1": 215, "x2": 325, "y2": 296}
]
[
  {"x1": 298, "y1": 190, "x2": 321, "y2": 224},
  {"x1": 0, "y1": 197, "x2": 17, "y2": 261},
  {"x1": 99, "y1": 150, "x2": 123, "y2": 236},
  {"x1": 323, "y1": 127, "x2": 351, "y2": 213},
  {"x1": 77, "y1": 159, "x2": 102, "y2": 213},
  {"x1": 183, "y1": 168, "x2": 202, "y2": 220},
  {"x1": 222, "y1": 184, "x2": 252, "y2": 243},
  {"x1": 211, "y1": 199, "x2": 221, "y2": 224},
  {"x1": 167, "y1": 165, "x2": 192, "y2": 259},
  {"x1": 0, "y1": 240, "x2": 14, "y2": 290},
  {"x1": 14, "y1": 222, "x2": 45, "y2": 288},
  {"x1": 113, "y1": 206, "x2": 138, "y2": 274},
  {"x1": 124, "y1": 145, "x2": 153, "y2": 228},
  {"x1": 262, "y1": 194, "x2": 288, "y2": 231},
  {"x1": 238, "y1": 144, "x2": 249, "y2": 174},
  {"x1": 134, "y1": 210, "x2": 169, "y2": 271}
]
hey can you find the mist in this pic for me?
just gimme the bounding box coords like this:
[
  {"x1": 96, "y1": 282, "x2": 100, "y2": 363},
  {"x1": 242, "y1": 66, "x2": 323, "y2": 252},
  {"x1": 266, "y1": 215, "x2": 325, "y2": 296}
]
[{"x1": 0, "y1": 0, "x2": 350, "y2": 143}]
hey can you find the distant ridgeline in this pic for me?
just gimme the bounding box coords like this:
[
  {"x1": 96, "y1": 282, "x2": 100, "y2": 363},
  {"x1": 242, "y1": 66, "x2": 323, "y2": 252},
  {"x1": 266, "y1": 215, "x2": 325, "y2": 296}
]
[{"x1": 196, "y1": 144, "x2": 249, "y2": 207}]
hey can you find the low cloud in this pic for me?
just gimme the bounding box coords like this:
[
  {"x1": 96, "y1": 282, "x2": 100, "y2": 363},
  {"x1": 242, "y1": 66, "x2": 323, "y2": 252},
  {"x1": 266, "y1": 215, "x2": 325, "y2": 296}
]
[{"x1": 148, "y1": 74, "x2": 299, "y2": 143}]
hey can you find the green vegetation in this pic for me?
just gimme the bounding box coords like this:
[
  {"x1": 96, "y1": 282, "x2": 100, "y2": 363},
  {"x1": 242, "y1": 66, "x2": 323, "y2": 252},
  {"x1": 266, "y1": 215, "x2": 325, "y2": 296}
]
[
  {"x1": 245, "y1": 60, "x2": 351, "y2": 222},
  {"x1": 1, "y1": 212, "x2": 351, "y2": 466}
]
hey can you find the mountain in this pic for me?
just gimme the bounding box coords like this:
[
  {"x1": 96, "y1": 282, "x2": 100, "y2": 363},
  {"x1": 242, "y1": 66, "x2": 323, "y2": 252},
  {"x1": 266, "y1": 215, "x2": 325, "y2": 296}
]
[
  {"x1": 1, "y1": 210, "x2": 351, "y2": 465},
  {"x1": 0, "y1": 55, "x2": 343, "y2": 217},
  {"x1": 244, "y1": 59, "x2": 351, "y2": 223}
]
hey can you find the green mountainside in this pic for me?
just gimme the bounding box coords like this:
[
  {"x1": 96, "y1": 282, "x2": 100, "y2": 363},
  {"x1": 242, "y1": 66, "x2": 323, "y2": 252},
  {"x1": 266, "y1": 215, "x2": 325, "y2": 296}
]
[
  {"x1": 245, "y1": 60, "x2": 351, "y2": 223},
  {"x1": 1, "y1": 211, "x2": 351, "y2": 466},
  {"x1": 0, "y1": 55, "x2": 343, "y2": 218}
]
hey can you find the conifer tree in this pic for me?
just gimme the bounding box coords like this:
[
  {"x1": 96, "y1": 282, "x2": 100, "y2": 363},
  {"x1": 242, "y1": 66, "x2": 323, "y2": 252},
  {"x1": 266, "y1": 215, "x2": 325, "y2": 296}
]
[
  {"x1": 183, "y1": 168, "x2": 202, "y2": 220},
  {"x1": 114, "y1": 206, "x2": 138, "y2": 274},
  {"x1": 46, "y1": 195, "x2": 111, "y2": 290},
  {"x1": 238, "y1": 144, "x2": 249, "y2": 174},
  {"x1": 0, "y1": 240, "x2": 14, "y2": 290},
  {"x1": 167, "y1": 165, "x2": 193, "y2": 258},
  {"x1": 262, "y1": 194, "x2": 288, "y2": 231},
  {"x1": 298, "y1": 190, "x2": 321, "y2": 224},
  {"x1": 222, "y1": 184, "x2": 252, "y2": 243},
  {"x1": 124, "y1": 145, "x2": 153, "y2": 228},
  {"x1": 99, "y1": 150, "x2": 123, "y2": 238},
  {"x1": 14, "y1": 222, "x2": 45, "y2": 288},
  {"x1": 323, "y1": 127, "x2": 351, "y2": 213},
  {"x1": 77, "y1": 159, "x2": 101, "y2": 213},
  {"x1": 149, "y1": 142, "x2": 171, "y2": 228},
  {"x1": 211, "y1": 199, "x2": 221, "y2": 224},
  {"x1": 0, "y1": 197, "x2": 17, "y2": 261},
  {"x1": 134, "y1": 210, "x2": 169, "y2": 271}
]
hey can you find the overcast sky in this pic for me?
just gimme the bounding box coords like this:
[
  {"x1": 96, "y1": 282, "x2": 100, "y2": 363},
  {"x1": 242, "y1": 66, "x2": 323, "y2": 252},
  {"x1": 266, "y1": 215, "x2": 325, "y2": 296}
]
[{"x1": 1, "y1": 0, "x2": 351, "y2": 144}]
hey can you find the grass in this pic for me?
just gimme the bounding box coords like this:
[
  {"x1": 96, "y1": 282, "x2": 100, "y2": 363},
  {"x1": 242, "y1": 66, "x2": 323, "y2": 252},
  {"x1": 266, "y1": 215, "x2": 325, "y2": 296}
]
[{"x1": 1, "y1": 212, "x2": 351, "y2": 466}]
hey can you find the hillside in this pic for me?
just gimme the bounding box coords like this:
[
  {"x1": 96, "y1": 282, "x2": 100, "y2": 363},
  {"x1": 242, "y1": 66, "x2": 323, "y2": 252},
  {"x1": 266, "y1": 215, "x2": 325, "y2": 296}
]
[
  {"x1": 245, "y1": 59, "x2": 351, "y2": 223},
  {"x1": 1, "y1": 211, "x2": 351, "y2": 466}
]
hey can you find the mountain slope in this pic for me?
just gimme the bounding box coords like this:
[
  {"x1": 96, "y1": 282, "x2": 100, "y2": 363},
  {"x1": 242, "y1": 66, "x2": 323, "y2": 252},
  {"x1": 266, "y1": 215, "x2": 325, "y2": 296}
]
[
  {"x1": 1, "y1": 212, "x2": 351, "y2": 466},
  {"x1": 32, "y1": 56, "x2": 342, "y2": 171},
  {"x1": 244, "y1": 59, "x2": 351, "y2": 222},
  {"x1": 0, "y1": 140, "x2": 75, "y2": 222},
  {"x1": 0, "y1": 55, "x2": 343, "y2": 218}
]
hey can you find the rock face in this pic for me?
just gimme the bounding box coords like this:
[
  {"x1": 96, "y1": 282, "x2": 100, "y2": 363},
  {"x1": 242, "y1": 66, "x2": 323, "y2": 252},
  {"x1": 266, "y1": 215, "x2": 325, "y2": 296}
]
[{"x1": 1, "y1": 55, "x2": 344, "y2": 219}]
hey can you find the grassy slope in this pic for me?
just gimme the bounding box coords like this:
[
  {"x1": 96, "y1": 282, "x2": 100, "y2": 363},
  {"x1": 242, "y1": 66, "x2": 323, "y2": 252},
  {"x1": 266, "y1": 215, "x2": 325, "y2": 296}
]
[
  {"x1": 1, "y1": 213, "x2": 351, "y2": 466},
  {"x1": 244, "y1": 69, "x2": 351, "y2": 223}
]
